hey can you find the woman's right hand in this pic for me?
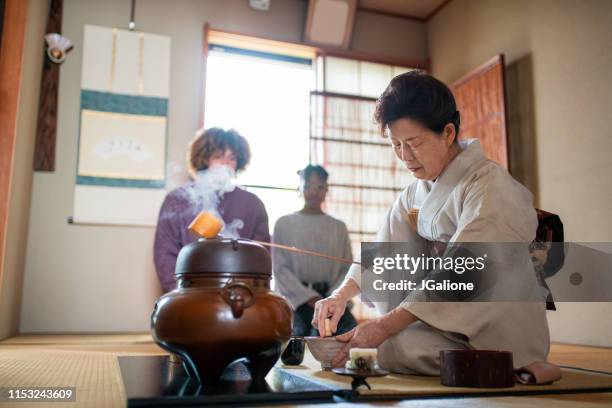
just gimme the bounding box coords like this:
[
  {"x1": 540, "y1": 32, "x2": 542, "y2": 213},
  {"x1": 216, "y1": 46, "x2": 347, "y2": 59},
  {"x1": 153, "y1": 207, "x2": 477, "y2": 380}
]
[
  {"x1": 312, "y1": 295, "x2": 348, "y2": 337},
  {"x1": 312, "y1": 278, "x2": 361, "y2": 337}
]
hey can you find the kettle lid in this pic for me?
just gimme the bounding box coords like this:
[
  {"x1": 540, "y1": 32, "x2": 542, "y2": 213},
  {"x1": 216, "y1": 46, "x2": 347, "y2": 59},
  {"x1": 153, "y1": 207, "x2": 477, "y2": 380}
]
[{"x1": 175, "y1": 237, "x2": 271, "y2": 276}]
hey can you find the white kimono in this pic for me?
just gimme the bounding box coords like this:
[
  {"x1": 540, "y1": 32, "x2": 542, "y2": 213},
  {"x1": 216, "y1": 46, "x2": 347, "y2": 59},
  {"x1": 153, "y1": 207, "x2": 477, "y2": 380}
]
[{"x1": 347, "y1": 139, "x2": 550, "y2": 375}]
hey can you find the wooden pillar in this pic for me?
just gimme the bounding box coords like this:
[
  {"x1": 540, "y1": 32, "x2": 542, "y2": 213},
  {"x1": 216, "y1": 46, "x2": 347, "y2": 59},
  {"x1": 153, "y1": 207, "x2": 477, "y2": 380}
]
[
  {"x1": 33, "y1": 0, "x2": 63, "y2": 171},
  {"x1": 0, "y1": 0, "x2": 29, "y2": 297}
]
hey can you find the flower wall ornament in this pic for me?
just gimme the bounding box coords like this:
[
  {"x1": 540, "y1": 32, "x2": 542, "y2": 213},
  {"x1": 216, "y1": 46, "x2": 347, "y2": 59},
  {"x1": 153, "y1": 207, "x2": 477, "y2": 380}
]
[{"x1": 44, "y1": 33, "x2": 73, "y2": 64}]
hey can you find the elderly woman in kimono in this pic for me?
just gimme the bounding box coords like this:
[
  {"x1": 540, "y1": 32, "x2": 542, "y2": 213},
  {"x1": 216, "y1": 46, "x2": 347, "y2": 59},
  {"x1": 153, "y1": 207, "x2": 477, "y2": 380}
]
[{"x1": 312, "y1": 71, "x2": 550, "y2": 375}]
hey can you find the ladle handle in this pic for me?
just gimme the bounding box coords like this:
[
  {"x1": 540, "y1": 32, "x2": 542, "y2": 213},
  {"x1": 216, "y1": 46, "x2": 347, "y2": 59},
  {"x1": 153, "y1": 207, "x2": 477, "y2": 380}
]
[{"x1": 239, "y1": 239, "x2": 360, "y2": 266}]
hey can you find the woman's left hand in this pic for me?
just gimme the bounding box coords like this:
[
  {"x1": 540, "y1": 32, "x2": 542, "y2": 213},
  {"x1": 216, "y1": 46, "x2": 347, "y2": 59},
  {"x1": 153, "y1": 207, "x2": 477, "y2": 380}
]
[
  {"x1": 331, "y1": 319, "x2": 391, "y2": 367},
  {"x1": 331, "y1": 307, "x2": 418, "y2": 368}
]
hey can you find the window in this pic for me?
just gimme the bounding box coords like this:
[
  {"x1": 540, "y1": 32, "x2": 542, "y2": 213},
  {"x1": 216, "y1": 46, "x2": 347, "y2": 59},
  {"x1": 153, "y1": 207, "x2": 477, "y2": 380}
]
[
  {"x1": 318, "y1": 55, "x2": 414, "y2": 97},
  {"x1": 204, "y1": 42, "x2": 315, "y2": 228},
  {"x1": 310, "y1": 55, "x2": 416, "y2": 250}
]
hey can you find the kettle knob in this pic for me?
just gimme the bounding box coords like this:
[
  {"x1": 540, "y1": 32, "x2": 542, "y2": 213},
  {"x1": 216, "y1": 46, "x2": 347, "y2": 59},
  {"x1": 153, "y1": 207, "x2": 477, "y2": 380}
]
[{"x1": 222, "y1": 281, "x2": 254, "y2": 319}]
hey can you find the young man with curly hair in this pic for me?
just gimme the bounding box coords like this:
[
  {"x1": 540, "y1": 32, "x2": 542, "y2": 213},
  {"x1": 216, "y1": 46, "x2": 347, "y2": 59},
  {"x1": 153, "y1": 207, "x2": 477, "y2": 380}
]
[{"x1": 154, "y1": 128, "x2": 270, "y2": 292}]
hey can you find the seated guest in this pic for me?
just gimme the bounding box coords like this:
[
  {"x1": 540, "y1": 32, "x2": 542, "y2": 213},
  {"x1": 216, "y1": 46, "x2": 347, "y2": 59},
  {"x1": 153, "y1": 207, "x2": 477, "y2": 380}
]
[
  {"x1": 273, "y1": 165, "x2": 357, "y2": 336},
  {"x1": 154, "y1": 127, "x2": 270, "y2": 292}
]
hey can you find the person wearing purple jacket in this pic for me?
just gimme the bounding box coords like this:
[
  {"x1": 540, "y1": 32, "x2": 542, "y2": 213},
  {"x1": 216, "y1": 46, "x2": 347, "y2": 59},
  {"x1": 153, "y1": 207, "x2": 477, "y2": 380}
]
[{"x1": 154, "y1": 128, "x2": 270, "y2": 292}]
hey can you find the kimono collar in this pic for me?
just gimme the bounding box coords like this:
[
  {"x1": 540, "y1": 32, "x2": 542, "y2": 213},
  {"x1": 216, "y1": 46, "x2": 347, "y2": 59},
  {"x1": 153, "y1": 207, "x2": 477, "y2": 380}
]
[
  {"x1": 419, "y1": 139, "x2": 485, "y2": 190},
  {"x1": 416, "y1": 139, "x2": 487, "y2": 240},
  {"x1": 442, "y1": 138, "x2": 486, "y2": 180}
]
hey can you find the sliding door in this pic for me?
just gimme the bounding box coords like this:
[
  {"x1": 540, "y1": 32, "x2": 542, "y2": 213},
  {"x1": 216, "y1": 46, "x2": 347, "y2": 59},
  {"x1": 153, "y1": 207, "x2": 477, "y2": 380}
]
[{"x1": 451, "y1": 55, "x2": 509, "y2": 169}]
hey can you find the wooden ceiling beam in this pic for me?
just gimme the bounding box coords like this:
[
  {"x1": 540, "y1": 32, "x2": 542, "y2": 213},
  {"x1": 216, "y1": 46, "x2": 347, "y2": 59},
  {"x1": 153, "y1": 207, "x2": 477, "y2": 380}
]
[
  {"x1": 355, "y1": 1, "x2": 454, "y2": 23},
  {"x1": 425, "y1": 0, "x2": 453, "y2": 21},
  {"x1": 356, "y1": 6, "x2": 425, "y2": 23}
]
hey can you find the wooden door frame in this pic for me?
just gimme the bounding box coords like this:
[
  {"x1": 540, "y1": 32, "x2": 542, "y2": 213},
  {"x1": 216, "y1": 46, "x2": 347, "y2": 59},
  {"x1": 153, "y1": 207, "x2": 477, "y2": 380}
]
[{"x1": 0, "y1": 0, "x2": 29, "y2": 289}]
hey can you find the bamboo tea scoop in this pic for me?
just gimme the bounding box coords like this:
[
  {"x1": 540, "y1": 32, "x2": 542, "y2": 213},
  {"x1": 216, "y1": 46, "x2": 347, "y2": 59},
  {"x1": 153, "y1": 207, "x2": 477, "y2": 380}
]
[{"x1": 189, "y1": 210, "x2": 360, "y2": 266}]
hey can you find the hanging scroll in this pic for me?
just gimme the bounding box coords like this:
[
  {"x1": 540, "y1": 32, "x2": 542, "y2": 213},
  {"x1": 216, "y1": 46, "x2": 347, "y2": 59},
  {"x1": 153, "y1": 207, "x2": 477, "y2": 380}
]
[{"x1": 73, "y1": 25, "x2": 171, "y2": 225}]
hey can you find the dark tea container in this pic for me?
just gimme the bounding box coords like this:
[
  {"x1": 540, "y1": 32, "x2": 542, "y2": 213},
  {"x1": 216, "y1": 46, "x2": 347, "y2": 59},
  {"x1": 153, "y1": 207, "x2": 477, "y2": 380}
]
[{"x1": 281, "y1": 337, "x2": 305, "y2": 365}]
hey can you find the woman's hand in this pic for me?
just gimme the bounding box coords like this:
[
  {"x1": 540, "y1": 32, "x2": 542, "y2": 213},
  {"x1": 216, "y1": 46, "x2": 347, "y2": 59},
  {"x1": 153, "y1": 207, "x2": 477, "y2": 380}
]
[
  {"x1": 312, "y1": 295, "x2": 348, "y2": 337},
  {"x1": 331, "y1": 319, "x2": 390, "y2": 367},
  {"x1": 311, "y1": 278, "x2": 361, "y2": 336},
  {"x1": 332, "y1": 307, "x2": 418, "y2": 367},
  {"x1": 306, "y1": 296, "x2": 323, "y2": 308}
]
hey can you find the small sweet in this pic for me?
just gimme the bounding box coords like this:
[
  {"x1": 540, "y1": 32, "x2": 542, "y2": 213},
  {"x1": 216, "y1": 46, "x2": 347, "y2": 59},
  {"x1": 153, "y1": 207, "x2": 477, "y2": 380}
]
[
  {"x1": 349, "y1": 348, "x2": 378, "y2": 370},
  {"x1": 188, "y1": 211, "x2": 223, "y2": 238},
  {"x1": 324, "y1": 318, "x2": 332, "y2": 337}
]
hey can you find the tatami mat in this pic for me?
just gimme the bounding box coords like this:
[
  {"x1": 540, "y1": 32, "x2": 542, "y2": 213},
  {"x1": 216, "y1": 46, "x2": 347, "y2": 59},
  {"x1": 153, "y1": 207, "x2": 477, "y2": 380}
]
[
  {"x1": 0, "y1": 349, "x2": 125, "y2": 408},
  {"x1": 0, "y1": 334, "x2": 165, "y2": 408},
  {"x1": 0, "y1": 333, "x2": 154, "y2": 346},
  {"x1": 0, "y1": 334, "x2": 611, "y2": 407},
  {"x1": 282, "y1": 353, "x2": 612, "y2": 399}
]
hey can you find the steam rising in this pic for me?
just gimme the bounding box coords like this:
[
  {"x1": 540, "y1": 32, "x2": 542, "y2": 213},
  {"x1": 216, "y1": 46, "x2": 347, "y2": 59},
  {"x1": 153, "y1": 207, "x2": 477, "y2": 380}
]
[{"x1": 176, "y1": 165, "x2": 244, "y2": 238}]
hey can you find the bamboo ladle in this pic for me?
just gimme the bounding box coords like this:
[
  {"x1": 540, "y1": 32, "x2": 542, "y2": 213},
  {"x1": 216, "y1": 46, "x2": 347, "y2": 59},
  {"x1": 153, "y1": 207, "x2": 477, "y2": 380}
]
[{"x1": 188, "y1": 210, "x2": 360, "y2": 266}]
